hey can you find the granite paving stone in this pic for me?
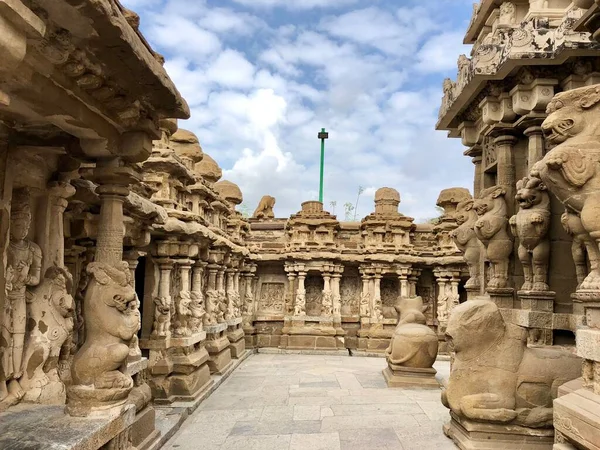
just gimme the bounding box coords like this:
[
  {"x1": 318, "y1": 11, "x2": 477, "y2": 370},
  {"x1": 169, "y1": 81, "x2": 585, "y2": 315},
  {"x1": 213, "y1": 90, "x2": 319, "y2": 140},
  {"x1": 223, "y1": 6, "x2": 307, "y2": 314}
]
[{"x1": 163, "y1": 353, "x2": 456, "y2": 450}]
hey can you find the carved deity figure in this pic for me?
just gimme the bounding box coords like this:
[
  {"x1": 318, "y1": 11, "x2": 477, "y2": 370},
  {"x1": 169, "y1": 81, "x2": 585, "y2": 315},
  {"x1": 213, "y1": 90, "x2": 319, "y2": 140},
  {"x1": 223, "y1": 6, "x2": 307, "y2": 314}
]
[
  {"x1": 322, "y1": 290, "x2": 333, "y2": 316},
  {"x1": 534, "y1": 85, "x2": 600, "y2": 292},
  {"x1": 561, "y1": 207, "x2": 600, "y2": 289},
  {"x1": 19, "y1": 267, "x2": 74, "y2": 405},
  {"x1": 450, "y1": 198, "x2": 481, "y2": 289},
  {"x1": 499, "y1": 2, "x2": 517, "y2": 26},
  {"x1": 442, "y1": 300, "x2": 580, "y2": 428},
  {"x1": 152, "y1": 296, "x2": 171, "y2": 337},
  {"x1": 509, "y1": 176, "x2": 551, "y2": 291},
  {"x1": 294, "y1": 291, "x2": 306, "y2": 316},
  {"x1": 69, "y1": 262, "x2": 140, "y2": 415},
  {"x1": 1, "y1": 192, "x2": 42, "y2": 405},
  {"x1": 252, "y1": 195, "x2": 276, "y2": 220},
  {"x1": 456, "y1": 54, "x2": 471, "y2": 93},
  {"x1": 385, "y1": 297, "x2": 438, "y2": 369},
  {"x1": 359, "y1": 291, "x2": 370, "y2": 317},
  {"x1": 473, "y1": 186, "x2": 514, "y2": 289}
]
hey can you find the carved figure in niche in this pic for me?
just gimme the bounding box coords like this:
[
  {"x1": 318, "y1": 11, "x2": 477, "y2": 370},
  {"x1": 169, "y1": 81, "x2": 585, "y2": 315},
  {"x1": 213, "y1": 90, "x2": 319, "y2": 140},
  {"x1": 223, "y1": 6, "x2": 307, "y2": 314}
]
[
  {"x1": 322, "y1": 290, "x2": 333, "y2": 316},
  {"x1": 473, "y1": 186, "x2": 513, "y2": 289},
  {"x1": 442, "y1": 300, "x2": 580, "y2": 428},
  {"x1": 204, "y1": 290, "x2": 219, "y2": 325},
  {"x1": 19, "y1": 267, "x2": 74, "y2": 405},
  {"x1": 385, "y1": 297, "x2": 437, "y2": 369},
  {"x1": 294, "y1": 291, "x2": 306, "y2": 316},
  {"x1": 189, "y1": 290, "x2": 205, "y2": 334},
  {"x1": 561, "y1": 207, "x2": 600, "y2": 289},
  {"x1": 499, "y1": 2, "x2": 517, "y2": 25},
  {"x1": 252, "y1": 195, "x2": 276, "y2": 220},
  {"x1": 1, "y1": 191, "x2": 42, "y2": 404},
  {"x1": 69, "y1": 262, "x2": 140, "y2": 415},
  {"x1": 217, "y1": 288, "x2": 227, "y2": 323},
  {"x1": 535, "y1": 85, "x2": 600, "y2": 292},
  {"x1": 437, "y1": 295, "x2": 449, "y2": 324},
  {"x1": 509, "y1": 176, "x2": 551, "y2": 291},
  {"x1": 360, "y1": 290, "x2": 370, "y2": 317},
  {"x1": 456, "y1": 54, "x2": 471, "y2": 93},
  {"x1": 174, "y1": 292, "x2": 192, "y2": 336},
  {"x1": 451, "y1": 198, "x2": 481, "y2": 289},
  {"x1": 305, "y1": 277, "x2": 323, "y2": 316},
  {"x1": 152, "y1": 296, "x2": 171, "y2": 337},
  {"x1": 340, "y1": 277, "x2": 359, "y2": 315}
]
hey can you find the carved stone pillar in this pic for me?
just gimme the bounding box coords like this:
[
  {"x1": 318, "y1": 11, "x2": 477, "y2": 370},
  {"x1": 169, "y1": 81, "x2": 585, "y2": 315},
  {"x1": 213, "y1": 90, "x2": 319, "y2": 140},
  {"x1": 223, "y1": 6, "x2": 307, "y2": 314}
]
[
  {"x1": 152, "y1": 259, "x2": 174, "y2": 338},
  {"x1": 285, "y1": 266, "x2": 297, "y2": 315},
  {"x1": 434, "y1": 270, "x2": 450, "y2": 329},
  {"x1": 204, "y1": 265, "x2": 219, "y2": 326},
  {"x1": 42, "y1": 181, "x2": 76, "y2": 272},
  {"x1": 173, "y1": 260, "x2": 193, "y2": 337},
  {"x1": 472, "y1": 155, "x2": 483, "y2": 198},
  {"x1": 242, "y1": 266, "x2": 256, "y2": 344},
  {"x1": 359, "y1": 270, "x2": 371, "y2": 318},
  {"x1": 494, "y1": 135, "x2": 517, "y2": 216},
  {"x1": 397, "y1": 268, "x2": 410, "y2": 298},
  {"x1": 216, "y1": 266, "x2": 226, "y2": 323},
  {"x1": 372, "y1": 273, "x2": 383, "y2": 322},
  {"x1": 322, "y1": 270, "x2": 333, "y2": 316},
  {"x1": 524, "y1": 126, "x2": 545, "y2": 171},
  {"x1": 225, "y1": 269, "x2": 235, "y2": 320},
  {"x1": 189, "y1": 260, "x2": 206, "y2": 334},
  {"x1": 409, "y1": 269, "x2": 421, "y2": 298},
  {"x1": 233, "y1": 270, "x2": 241, "y2": 318},
  {"x1": 331, "y1": 267, "x2": 342, "y2": 318},
  {"x1": 449, "y1": 274, "x2": 460, "y2": 316},
  {"x1": 294, "y1": 271, "x2": 307, "y2": 316}
]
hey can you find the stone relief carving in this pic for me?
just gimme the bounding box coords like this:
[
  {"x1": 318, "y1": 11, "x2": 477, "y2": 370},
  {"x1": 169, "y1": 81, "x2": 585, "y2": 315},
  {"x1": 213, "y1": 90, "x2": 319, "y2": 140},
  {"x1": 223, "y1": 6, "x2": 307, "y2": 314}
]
[
  {"x1": 305, "y1": 276, "x2": 323, "y2": 316},
  {"x1": 258, "y1": 283, "x2": 285, "y2": 313},
  {"x1": 340, "y1": 276, "x2": 360, "y2": 315},
  {"x1": 19, "y1": 267, "x2": 74, "y2": 405},
  {"x1": 535, "y1": 85, "x2": 600, "y2": 293},
  {"x1": 1, "y1": 190, "x2": 42, "y2": 406},
  {"x1": 450, "y1": 197, "x2": 481, "y2": 290},
  {"x1": 381, "y1": 278, "x2": 399, "y2": 307},
  {"x1": 442, "y1": 300, "x2": 580, "y2": 427},
  {"x1": 204, "y1": 290, "x2": 219, "y2": 326},
  {"x1": 474, "y1": 186, "x2": 514, "y2": 289},
  {"x1": 152, "y1": 296, "x2": 171, "y2": 337},
  {"x1": 252, "y1": 195, "x2": 276, "y2": 220},
  {"x1": 69, "y1": 262, "x2": 140, "y2": 416},
  {"x1": 499, "y1": 2, "x2": 517, "y2": 26},
  {"x1": 174, "y1": 291, "x2": 192, "y2": 337},
  {"x1": 509, "y1": 176, "x2": 551, "y2": 291}
]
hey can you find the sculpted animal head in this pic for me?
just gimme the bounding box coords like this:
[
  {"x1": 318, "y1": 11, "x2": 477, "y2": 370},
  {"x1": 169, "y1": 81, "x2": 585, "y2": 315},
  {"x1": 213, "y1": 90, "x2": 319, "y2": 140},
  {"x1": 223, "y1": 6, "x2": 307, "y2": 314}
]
[
  {"x1": 395, "y1": 296, "x2": 427, "y2": 325},
  {"x1": 44, "y1": 266, "x2": 75, "y2": 319},
  {"x1": 542, "y1": 85, "x2": 600, "y2": 148},
  {"x1": 85, "y1": 262, "x2": 139, "y2": 340},
  {"x1": 515, "y1": 175, "x2": 547, "y2": 210},
  {"x1": 454, "y1": 198, "x2": 477, "y2": 226},
  {"x1": 445, "y1": 300, "x2": 505, "y2": 355},
  {"x1": 473, "y1": 186, "x2": 506, "y2": 217}
]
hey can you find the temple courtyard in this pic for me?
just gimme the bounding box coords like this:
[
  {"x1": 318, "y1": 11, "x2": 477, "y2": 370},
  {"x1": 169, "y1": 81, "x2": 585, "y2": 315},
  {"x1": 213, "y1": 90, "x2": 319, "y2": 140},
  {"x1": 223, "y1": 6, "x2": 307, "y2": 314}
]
[{"x1": 163, "y1": 353, "x2": 455, "y2": 450}]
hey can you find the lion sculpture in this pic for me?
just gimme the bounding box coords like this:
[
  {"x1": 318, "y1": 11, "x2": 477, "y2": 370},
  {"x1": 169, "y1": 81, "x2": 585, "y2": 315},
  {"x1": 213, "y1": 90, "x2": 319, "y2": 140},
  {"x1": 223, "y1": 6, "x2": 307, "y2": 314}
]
[
  {"x1": 533, "y1": 84, "x2": 600, "y2": 292},
  {"x1": 450, "y1": 198, "x2": 481, "y2": 289},
  {"x1": 20, "y1": 266, "x2": 74, "y2": 404},
  {"x1": 252, "y1": 195, "x2": 276, "y2": 220},
  {"x1": 473, "y1": 186, "x2": 513, "y2": 288},
  {"x1": 509, "y1": 175, "x2": 551, "y2": 291},
  {"x1": 68, "y1": 262, "x2": 140, "y2": 415},
  {"x1": 442, "y1": 300, "x2": 580, "y2": 428}
]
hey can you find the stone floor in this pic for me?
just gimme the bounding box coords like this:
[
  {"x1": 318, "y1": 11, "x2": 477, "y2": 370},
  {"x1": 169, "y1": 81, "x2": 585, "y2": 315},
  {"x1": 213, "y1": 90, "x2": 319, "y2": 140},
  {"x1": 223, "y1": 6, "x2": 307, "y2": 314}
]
[{"x1": 163, "y1": 353, "x2": 457, "y2": 450}]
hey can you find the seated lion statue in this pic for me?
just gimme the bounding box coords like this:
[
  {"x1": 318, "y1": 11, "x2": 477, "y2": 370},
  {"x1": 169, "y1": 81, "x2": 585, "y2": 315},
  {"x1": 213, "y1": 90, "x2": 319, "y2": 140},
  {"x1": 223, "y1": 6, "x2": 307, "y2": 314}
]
[
  {"x1": 252, "y1": 195, "x2": 276, "y2": 219},
  {"x1": 442, "y1": 300, "x2": 580, "y2": 428}
]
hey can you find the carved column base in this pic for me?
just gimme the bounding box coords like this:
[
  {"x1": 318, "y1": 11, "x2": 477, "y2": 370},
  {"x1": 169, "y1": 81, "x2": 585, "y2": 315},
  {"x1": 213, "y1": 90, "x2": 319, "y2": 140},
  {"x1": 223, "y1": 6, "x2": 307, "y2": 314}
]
[
  {"x1": 142, "y1": 333, "x2": 213, "y2": 406},
  {"x1": 124, "y1": 358, "x2": 160, "y2": 450},
  {"x1": 226, "y1": 317, "x2": 246, "y2": 359},
  {"x1": 66, "y1": 386, "x2": 132, "y2": 418},
  {"x1": 518, "y1": 291, "x2": 557, "y2": 345},
  {"x1": 382, "y1": 365, "x2": 439, "y2": 389},
  {"x1": 486, "y1": 288, "x2": 515, "y2": 309},
  {"x1": 243, "y1": 323, "x2": 257, "y2": 348},
  {"x1": 205, "y1": 323, "x2": 233, "y2": 375},
  {"x1": 443, "y1": 412, "x2": 554, "y2": 450},
  {"x1": 553, "y1": 379, "x2": 600, "y2": 450}
]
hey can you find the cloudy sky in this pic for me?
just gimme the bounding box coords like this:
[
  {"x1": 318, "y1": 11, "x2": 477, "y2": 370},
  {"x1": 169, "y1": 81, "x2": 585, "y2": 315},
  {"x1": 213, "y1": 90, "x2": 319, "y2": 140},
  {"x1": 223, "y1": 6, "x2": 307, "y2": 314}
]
[{"x1": 122, "y1": 0, "x2": 474, "y2": 222}]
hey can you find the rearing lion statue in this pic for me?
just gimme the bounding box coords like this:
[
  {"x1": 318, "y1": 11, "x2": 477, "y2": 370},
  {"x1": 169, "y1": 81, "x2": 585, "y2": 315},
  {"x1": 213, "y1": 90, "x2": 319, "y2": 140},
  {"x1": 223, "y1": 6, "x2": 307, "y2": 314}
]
[
  {"x1": 473, "y1": 186, "x2": 513, "y2": 289},
  {"x1": 533, "y1": 84, "x2": 600, "y2": 292},
  {"x1": 450, "y1": 197, "x2": 481, "y2": 289}
]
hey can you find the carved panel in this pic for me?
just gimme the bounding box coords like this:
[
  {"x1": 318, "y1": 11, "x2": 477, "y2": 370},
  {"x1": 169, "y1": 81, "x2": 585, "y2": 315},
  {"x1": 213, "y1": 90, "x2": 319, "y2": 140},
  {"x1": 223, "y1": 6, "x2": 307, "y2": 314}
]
[
  {"x1": 483, "y1": 137, "x2": 497, "y2": 169},
  {"x1": 381, "y1": 277, "x2": 399, "y2": 307},
  {"x1": 258, "y1": 282, "x2": 285, "y2": 313},
  {"x1": 305, "y1": 275, "x2": 323, "y2": 316},
  {"x1": 340, "y1": 276, "x2": 360, "y2": 315},
  {"x1": 417, "y1": 285, "x2": 435, "y2": 325}
]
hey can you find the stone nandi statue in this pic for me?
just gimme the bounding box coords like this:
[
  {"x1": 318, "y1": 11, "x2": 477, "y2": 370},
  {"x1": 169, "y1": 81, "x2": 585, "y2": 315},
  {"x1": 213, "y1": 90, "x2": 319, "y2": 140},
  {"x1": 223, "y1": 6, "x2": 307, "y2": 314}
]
[
  {"x1": 383, "y1": 296, "x2": 439, "y2": 388},
  {"x1": 450, "y1": 197, "x2": 481, "y2": 290},
  {"x1": 533, "y1": 85, "x2": 600, "y2": 293},
  {"x1": 509, "y1": 175, "x2": 551, "y2": 292},
  {"x1": 442, "y1": 300, "x2": 580, "y2": 429},
  {"x1": 68, "y1": 262, "x2": 140, "y2": 416},
  {"x1": 473, "y1": 186, "x2": 514, "y2": 289}
]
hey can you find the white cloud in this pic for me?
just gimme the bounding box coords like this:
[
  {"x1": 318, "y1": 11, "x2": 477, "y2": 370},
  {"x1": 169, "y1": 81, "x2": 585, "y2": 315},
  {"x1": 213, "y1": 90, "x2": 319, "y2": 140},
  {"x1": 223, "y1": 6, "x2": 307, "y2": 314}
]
[
  {"x1": 231, "y1": 0, "x2": 359, "y2": 10},
  {"x1": 415, "y1": 31, "x2": 470, "y2": 73},
  {"x1": 206, "y1": 50, "x2": 256, "y2": 88}
]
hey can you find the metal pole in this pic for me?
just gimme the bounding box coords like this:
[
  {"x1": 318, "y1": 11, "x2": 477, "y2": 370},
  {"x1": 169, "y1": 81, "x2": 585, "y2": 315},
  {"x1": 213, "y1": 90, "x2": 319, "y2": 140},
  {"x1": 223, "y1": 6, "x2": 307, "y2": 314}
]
[{"x1": 318, "y1": 128, "x2": 329, "y2": 203}]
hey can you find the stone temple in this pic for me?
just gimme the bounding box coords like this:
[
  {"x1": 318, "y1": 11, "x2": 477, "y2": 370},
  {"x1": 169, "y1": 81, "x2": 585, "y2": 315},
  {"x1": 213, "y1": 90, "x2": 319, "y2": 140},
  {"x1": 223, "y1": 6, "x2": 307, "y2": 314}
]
[{"x1": 1, "y1": 0, "x2": 600, "y2": 449}]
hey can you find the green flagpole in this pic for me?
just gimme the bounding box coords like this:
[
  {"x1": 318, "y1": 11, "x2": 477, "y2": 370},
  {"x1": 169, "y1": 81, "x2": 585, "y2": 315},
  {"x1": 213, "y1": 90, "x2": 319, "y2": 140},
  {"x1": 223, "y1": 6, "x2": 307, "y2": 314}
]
[{"x1": 318, "y1": 128, "x2": 329, "y2": 203}]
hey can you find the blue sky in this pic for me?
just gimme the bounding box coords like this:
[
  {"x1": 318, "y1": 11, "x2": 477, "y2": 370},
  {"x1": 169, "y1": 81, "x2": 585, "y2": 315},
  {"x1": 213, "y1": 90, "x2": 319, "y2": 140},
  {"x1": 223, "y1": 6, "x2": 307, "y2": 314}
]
[{"x1": 122, "y1": 0, "x2": 474, "y2": 221}]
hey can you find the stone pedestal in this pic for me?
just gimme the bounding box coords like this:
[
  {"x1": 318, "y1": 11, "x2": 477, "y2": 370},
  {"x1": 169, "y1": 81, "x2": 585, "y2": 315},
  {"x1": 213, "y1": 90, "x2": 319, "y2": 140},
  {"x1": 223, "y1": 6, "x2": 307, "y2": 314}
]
[
  {"x1": 243, "y1": 324, "x2": 257, "y2": 348},
  {"x1": 382, "y1": 365, "x2": 439, "y2": 388},
  {"x1": 226, "y1": 317, "x2": 246, "y2": 359},
  {"x1": 518, "y1": 290, "x2": 556, "y2": 345},
  {"x1": 279, "y1": 316, "x2": 344, "y2": 351},
  {"x1": 487, "y1": 288, "x2": 514, "y2": 308},
  {"x1": 142, "y1": 332, "x2": 213, "y2": 405},
  {"x1": 205, "y1": 323, "x2": 232, "y2": 374},
  {"x1": 443, "y1": 413, "x2": 554, "y2": 450}
]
